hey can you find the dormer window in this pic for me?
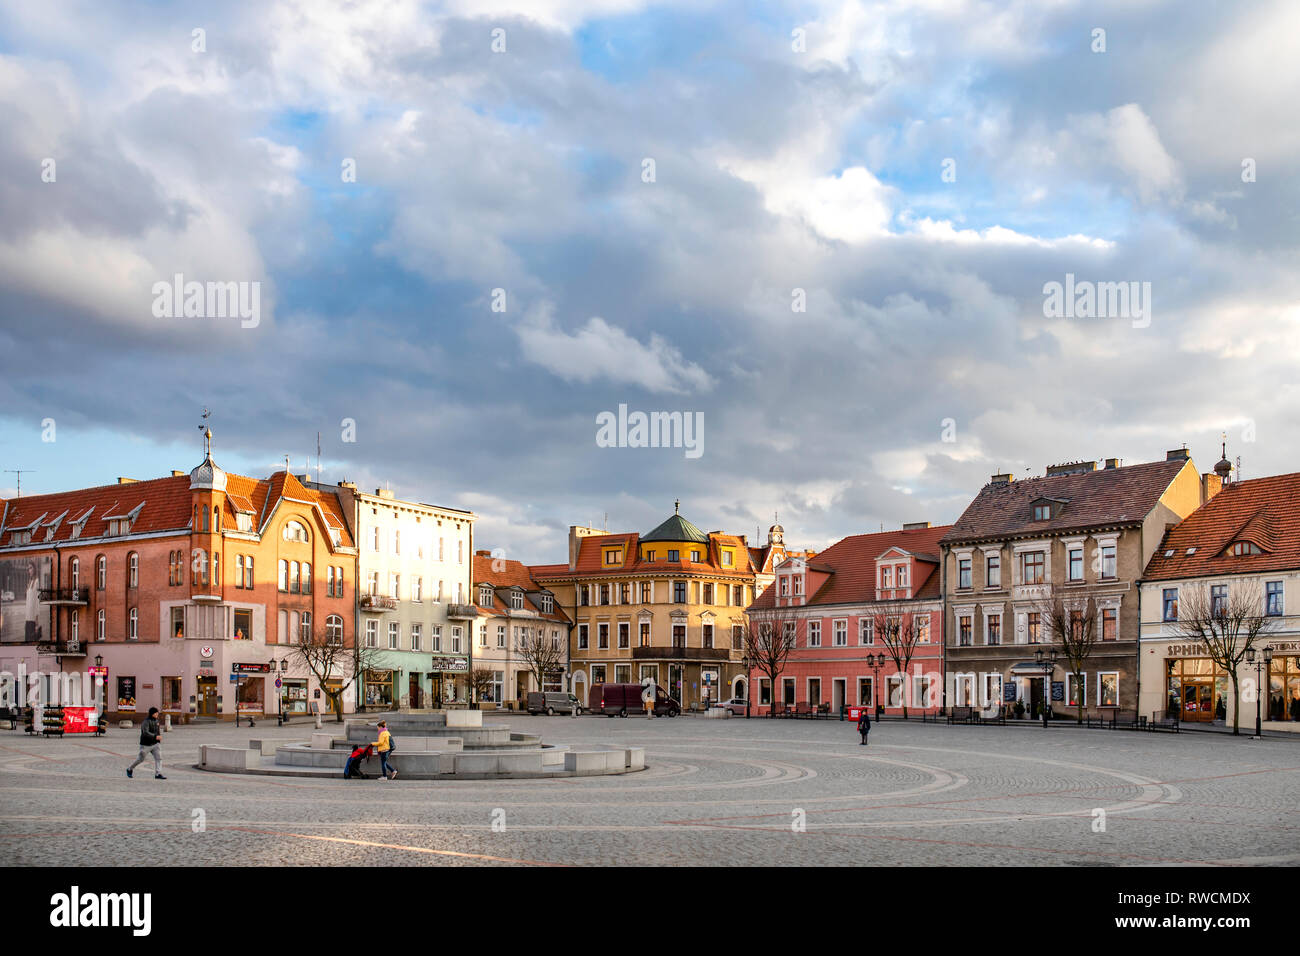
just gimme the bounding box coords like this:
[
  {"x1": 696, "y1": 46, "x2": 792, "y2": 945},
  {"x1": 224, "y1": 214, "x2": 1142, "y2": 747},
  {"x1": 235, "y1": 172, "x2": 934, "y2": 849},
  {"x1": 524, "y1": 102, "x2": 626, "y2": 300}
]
[
  {"x1": 283, "y1": 520, "x2": 309, "y2": 543},
  {"x1": 604, "y1": 549, "x2": 621, "y2": 566},
  {"x1": 690, "y1": 550, "x2": 701, "y2": 562},
  {"x1": 667, "y1": 550, "x2": 680, "y2": 562},
  {"x1": 11, "y1": 530, "x2": 32, "y2": 546},
  {"x1": 541, "y1": 594, "x2": 554, "y2": 613},
  {"x1": 511, "y1": 591, "x2": 524, "y2": 611},
  {"x1": 881, "y1": 566, "x2": 893, "y2": 588},
  {"x1": 645, "y1": 550, "x2": 656, "y2": 562},
  {"x1": 479, "y1": 586, "x2": 493, "y2": 606},
  {"x1": 236, "y1": 513, "x2": 253, "y2": 532},
  {"x1": 1033, "y1": 504, "x2": 1050, "y2": 521},
  {"x1": 1230, "y1": 541, "x2": 1261, "y2": 556},
  {"x1": 897, "y1": 565, "x2": 908, "y2": 587},
  {"x1": 779, "y1": 577, "x2": 790, "y2": 596}
]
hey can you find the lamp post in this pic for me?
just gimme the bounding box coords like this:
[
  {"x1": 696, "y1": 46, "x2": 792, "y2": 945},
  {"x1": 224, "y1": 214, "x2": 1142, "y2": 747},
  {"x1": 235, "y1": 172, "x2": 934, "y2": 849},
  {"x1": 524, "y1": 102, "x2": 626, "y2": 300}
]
[
  {"x1": 867, "y1": 653, "x2": 885, "y2": 718},
  {"x1": 1246, "y1": 646, "x2": 1274, "y2": 740},
  {"x1": 1034, "y1": 647, "x2": 1058, "y2": 728},
  {"x1": 94, "y1": 654, "x2": 104, "y2": 717}
]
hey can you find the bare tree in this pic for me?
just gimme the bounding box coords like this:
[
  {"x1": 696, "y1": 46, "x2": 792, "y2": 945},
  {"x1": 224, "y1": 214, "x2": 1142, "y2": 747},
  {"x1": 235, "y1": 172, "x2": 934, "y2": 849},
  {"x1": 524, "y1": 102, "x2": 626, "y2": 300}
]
[
  {"x1": 1171, "y1": 580, "x2": 1275, "y2": 735},
  {"x1": 291, "y1": 626, "x2": 383, "y2": 723},
  {"x1": 743, "y1": 604, "x2": 801, "y2": 717},
  {"x1": 871, "y1": 602, "x2": 930, "y2": 718},
  {"x1": 516, "y1": 624, "x2": 565, "y2": 698},
  {"x1": 468, "y1": 666, "x2": 497, "y2": 705},
  {"x1": 1036, "y1": 590, "x2": 1098, "y2": 724}
]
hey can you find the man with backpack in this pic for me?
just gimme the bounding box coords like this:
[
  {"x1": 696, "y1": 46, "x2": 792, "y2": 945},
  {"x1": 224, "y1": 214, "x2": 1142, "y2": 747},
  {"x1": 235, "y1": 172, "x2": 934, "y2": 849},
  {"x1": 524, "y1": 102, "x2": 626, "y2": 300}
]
[{"x1": 127, "y1": 707, "x2": 165, "y2": 779}]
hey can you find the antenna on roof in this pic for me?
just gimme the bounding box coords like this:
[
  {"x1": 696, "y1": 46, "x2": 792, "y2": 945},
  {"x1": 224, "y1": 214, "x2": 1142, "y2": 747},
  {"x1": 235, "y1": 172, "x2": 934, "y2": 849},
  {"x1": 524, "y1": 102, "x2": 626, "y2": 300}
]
[
  {"x1": 316, "y1": 431, "x2": 321, "y2": 485},
  {"x1": 283, "y1": 455, "x2": 290, "y2": 473},
  {"x1": 1235, "y1": 455, "x2": 1242, "y2": 481},
  {"x1": 603, "y1": 512, "x2": 608, "y2": 532},
  {"x1": 4, "y1": 469, "x2": 33, "y2": 498}
]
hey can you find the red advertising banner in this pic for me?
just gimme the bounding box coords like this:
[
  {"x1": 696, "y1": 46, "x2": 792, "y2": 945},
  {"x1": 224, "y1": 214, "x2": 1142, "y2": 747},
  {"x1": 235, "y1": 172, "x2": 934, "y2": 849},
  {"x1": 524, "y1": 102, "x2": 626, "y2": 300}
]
[{"x1": 62, "y1": 706, "x2": 99, "y2": 734}]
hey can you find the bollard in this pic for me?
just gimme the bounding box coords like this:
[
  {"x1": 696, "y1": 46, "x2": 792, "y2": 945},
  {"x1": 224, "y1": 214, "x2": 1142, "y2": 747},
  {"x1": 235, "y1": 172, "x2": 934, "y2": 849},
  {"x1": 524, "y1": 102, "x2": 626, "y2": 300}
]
[
  {"x1": 164, "y1": 714, "x2": 172, "y2": 732},
  {"x1": 314, "y1": 713, "x2": 323, "y2": 729}
]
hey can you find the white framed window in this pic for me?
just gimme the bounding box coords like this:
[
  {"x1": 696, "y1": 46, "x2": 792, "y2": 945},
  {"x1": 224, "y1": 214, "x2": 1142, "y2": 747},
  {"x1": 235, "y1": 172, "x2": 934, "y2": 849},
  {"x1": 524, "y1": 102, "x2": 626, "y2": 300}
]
[
  {"x1": 577, "y1": 624, "x2": 589, "y2": 649},
  {"x1": 480, "y1": 586, "x2": 493, "y2": 606},
  {"x1": 71, "y1": 610, "x2": 79, "y2": 643},
  {"x1": 1067, "y1": 672, "x2": 1087, "y2": 707},
  {"x1": 388, "y1": 621, "x2": 400, "y2": 649},
  {"x1": 326, "y1": 615, "x2": 343, "y2": 644},
  {"x1": 431, "y1": 625, "x2": 442, "y2": 652},
  {"x1": 807, "y1": 620, "x2": 821, "y2": 647},
  {"x1": 832, "y1": 619, "x2": 847, "y2": 646},
  {"x1": 859, "y1": 619, "x2": 873, "y2": 645},
  {"x1": 982, "y1": 673, "x2": 1002, "y2": 708},
  {"x1": 497, "y1": 625, "x2": 506, "y2": 648},
  {"x1": 414, "y1": 577, "x2": 423, "y2": 602},
  {"x1": 411, "y1": 623, "x2": 421, "y2": 651},
  {"x1": 451, "y1": 626, "x2": 462, "y2": 653},
  {"x1": 96, "y1": 609, "x2": 105, "y2": 641},
  {"x1": 390, "y1": 573, "x2": 400, "y2": 600},
  {"x1": 128, "y1": 607, "x2": 138, "y2": 640},
  {"x1": 479, "y1": 625, "x2": 487, "y2": 647},
  {"x1": 365, "y1": 619, "x2": 378, "y2": 648},
  {"x1": 128, "y1": 552, "x2": 139, "y2": 588},
  {"x1": 97, "y1": 556, "x2": 106, "y2": 589},
  {"x1": 887, "y1": 675, "x2": 904, "y2": 708},
  {"x1": 372, "y1": 527, "x2": 380, "y2": 551},
  {"x1": 1098, "y1": 672, "x2": 1119, "y2": 707},
  {"x1": 985, "y1": 552, "x2": 1000, "y2": 588},
  {"x1": 393, "y1": 529, "x2": 400, "y2": 555}
]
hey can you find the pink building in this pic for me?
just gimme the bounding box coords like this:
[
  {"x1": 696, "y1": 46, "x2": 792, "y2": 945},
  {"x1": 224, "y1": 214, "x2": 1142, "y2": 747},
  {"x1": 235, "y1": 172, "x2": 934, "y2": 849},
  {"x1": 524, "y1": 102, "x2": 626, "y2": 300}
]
[{"x1": 746, "y1": 523, "x2": 949, "y2": 716}]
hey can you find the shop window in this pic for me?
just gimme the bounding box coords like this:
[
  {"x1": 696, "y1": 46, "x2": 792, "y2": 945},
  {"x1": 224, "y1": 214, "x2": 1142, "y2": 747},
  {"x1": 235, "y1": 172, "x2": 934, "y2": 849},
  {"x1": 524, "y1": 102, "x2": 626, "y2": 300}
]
[
  {"x1": 1098, "y1": 672, "x2": 1119, "y2": 707},
  {"x1": 1067, "y1": 673, "x2": 1087, "y2": 707}
]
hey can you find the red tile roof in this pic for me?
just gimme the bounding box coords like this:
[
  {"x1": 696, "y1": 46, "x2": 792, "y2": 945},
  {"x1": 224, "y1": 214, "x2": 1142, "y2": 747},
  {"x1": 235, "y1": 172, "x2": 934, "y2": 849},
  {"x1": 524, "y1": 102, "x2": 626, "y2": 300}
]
[
  {"x1": 0, "y1": 467, "x2": 354, "y2": 551},
  {"x1": 749, "y1": 525, "x2": 951, "y2": 609},
  {"x1": 472, "y1": 554, "x2": 571, "y2": 624},
  {"x1": 533, "y1": 530, "x2": 755, "y2": 580},
  {"x1": 1142, "y1": 473, "x2": 1300, "y2": 581},
  {"x1": 941, "y1": 459, "x2": 1188, "y2": 545}
]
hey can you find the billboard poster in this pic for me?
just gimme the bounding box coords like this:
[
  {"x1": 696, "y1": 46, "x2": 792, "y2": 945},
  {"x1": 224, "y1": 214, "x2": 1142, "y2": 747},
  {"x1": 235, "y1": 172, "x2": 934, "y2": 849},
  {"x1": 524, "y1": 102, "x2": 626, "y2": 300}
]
[{"x1": 0, "y1": 556, "x2": 52, "y2": 644}]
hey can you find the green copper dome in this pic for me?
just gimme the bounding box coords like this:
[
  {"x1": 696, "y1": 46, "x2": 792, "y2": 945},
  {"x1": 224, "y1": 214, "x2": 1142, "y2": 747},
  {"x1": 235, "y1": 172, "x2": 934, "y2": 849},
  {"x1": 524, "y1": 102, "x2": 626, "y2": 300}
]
[{"x1": 642, "y1": 506, "x2": 709, "y2": 544}]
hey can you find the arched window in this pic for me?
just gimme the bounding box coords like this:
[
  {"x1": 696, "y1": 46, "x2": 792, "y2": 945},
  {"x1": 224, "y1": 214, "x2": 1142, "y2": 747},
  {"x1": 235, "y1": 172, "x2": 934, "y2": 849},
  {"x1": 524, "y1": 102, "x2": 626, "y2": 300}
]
[
  {"x1": 289, "y1": 561, "x2": 300, "y2": 593},
  {"x1": 128, "y1": 607, "x2": 138, "y2": 640},
  {"x1": 213, "y1": 506, "x2": 220, "y2": 531},
  {"x1": 300, "y1": 611, "x2": 312, "y2": 643},
  {"x1": 71, "y1": 610, "x2": 79, "y2": 642},
  {"x1": 192, "y1": 549, "x2": 206, "y2": 586},
  {"x1": 97, "y1": 609, "x2": 105, "y2": 641},
  {"x1": 202, "y1": 508, "x2": 209, "y2": 533},
  {"x1": 70, "y1": 557, "x2": 80, "y2": 590},
  {"x1": 325, "y1": 615, "x2": 343, "y2": 645},
  {"x1": 278, "y1": 560, "x2": 288, "y2": 592},
  {"x1": 282, "y1": 520, "x2": 309, "y2": 543},
  {"x1": 301, "y1": 562, "x2": 311, "y2": 594},
  {"x1": 96, "y1": 555, "x2": 106, "y2": 589},
  {"x1": 128, "y1": 552, "x2": 139, "y2": 588},
  {"x1": 212, "y1": 552, "x2": 219, "y2": 587}
]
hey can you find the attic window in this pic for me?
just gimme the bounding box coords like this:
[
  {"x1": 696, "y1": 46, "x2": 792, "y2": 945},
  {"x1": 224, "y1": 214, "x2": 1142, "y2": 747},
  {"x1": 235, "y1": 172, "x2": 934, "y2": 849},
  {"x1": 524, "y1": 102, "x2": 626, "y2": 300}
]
[
  {"x1": 11, "y1": 530, "x2": 32, "y2": 546},
  {"x1": 541, "y1": 594, "x2": 554, "y2": 613},
  {"x1": 1231, "y1": 542, "x2": 1261, "y2": 556},
  {"x1": 1186, "y1": 548, "x2": 1196, "y2": 555},
  {"x1": 1033, "y1": 504, "x2": 1051, "y2": 521},
  {"x1": 1164, "y1": 550, "x2": 1174, "y2": 558},
  {"x1": 604, "y1": 549, "x2": 621, "y2": 566}
]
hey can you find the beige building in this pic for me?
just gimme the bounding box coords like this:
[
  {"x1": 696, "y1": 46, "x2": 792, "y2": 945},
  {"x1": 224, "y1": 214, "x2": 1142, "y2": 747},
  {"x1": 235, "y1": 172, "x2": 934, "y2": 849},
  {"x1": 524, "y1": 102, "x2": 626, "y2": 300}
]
[{"x1": 532, "y1": 505, "x2": 757, "y2": 709}]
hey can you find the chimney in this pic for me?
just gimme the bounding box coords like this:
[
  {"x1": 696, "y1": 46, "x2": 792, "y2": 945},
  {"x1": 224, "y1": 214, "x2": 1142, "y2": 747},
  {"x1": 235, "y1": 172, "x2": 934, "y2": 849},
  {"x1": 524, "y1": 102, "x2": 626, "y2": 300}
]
[
  {"x1": 1046, "y1": 461, "x2": 1097, "y2": 477},
  {"x1": 1104, "y1": 458, "x2": 1120, "y2": 470},
  {"x1": 902, "y1": 521, "x2": 931, "y2": 530},
  {"x1": 299, "y1": 474, "x2": 312, "y2": 485},
  {"x1": 1201, "y1": 472, "x2": 1223, "y2": 504},
  {"x1": 568, "y1": 525, "x2": 601, "y2": 571},
  {"x1": 338, "y1": 480, "x2": 357, "y2": 491},
  {"x1": 1166, "y1": 448, "x2": 1190, "y2": 462},
  {"x1": 375, "y1": 488, "x2": 395, "y2": 499},
  {"x1": 117, "y1": 477, "x2": 138, "y2": 485},
  {"x1": 476, "y1": 549, "x2": 491, "y2": 558},
  {"x1": 171, "y1": 470, "x2": 185, "y2": 477},
  {"x1": 990, "y1": 473, "x2": 1013, "y2": 484}
]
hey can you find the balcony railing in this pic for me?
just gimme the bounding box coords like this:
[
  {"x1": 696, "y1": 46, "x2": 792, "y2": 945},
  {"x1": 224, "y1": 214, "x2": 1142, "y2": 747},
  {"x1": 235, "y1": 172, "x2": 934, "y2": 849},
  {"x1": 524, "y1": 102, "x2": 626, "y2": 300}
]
[
  {"x1": 445, "y1": 604, "x2": 478, "y2": 619},
  {"x1": 37, "y1": 640, "x2": 87, "y2": 656},
  {"x1": 38, "y1": 588, "x2": 89, "y2": 605},
  {"x1": 360, "y1": 594, "x2": 398, "y2": 612},
  {"x1": 631, "y1": 646, "x2": 732, "y2": 662}
]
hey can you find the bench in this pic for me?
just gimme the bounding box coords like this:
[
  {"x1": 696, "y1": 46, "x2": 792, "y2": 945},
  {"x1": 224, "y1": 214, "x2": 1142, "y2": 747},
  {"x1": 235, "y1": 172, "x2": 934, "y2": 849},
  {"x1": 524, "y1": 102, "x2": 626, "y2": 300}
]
[
  {"x1": 975, "y1": 706, "x2": 1005, "y2": 725},
  {"x1": 771, "y1": 702, "x2": 787, "y2": 718},
  {"x1": 793, "y1": 702, "x2": 812, "y2": 718},
  {"x1": 947, "y1": 706, "x2": 973, "y2": 725},
  {"x1": 1148, "y1": 711, "x2": 1180, "y2": 733},
  {"x1": 815, "y1": 703, "x2": 831, "y2": 719}
]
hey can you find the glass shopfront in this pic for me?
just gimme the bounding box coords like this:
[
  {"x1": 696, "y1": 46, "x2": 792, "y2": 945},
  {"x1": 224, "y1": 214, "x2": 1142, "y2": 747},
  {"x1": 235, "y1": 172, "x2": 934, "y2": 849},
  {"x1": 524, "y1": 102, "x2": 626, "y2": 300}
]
[
  {"x1": 364, "y1": 669, "x2": 395, "y2": 708},
  {"x1": 1166, "y1": 658, "x2": 1227, "y2": 722},
  {"x1": 236, "y1": 676, "x2": 265, "y2": 714},
  {"x1": 1268, "y1": 655, "x2": 1300, "y2": 722},
  {"x1": 281, "y1": 678, "x2": 309, "y2": 715}
]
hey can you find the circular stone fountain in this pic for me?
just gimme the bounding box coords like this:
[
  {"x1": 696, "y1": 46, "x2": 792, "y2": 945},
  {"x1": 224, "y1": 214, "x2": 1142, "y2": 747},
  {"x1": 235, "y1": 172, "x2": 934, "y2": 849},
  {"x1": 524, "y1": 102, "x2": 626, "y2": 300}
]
[{"x1": 197, "y1": 710, "x2": 645, "y2": 780}]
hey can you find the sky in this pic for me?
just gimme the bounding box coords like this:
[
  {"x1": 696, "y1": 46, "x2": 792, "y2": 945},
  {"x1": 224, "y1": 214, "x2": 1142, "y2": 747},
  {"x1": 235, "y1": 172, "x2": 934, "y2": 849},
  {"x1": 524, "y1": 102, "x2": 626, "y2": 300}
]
[{"x1": 0, "y1": 0, "x2": 1297, "y2": 564}]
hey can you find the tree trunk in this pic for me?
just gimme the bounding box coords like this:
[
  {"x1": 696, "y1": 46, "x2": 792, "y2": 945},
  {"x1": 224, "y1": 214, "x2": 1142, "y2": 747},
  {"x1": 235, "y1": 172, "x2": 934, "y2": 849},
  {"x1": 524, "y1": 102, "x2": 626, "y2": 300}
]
[
  {"x1": 1230, "y1": 667, "x2": 1240, "y2": 735},
  {"x1": 1076, "y1": 671, "x2": 1084, "y2": 724}
]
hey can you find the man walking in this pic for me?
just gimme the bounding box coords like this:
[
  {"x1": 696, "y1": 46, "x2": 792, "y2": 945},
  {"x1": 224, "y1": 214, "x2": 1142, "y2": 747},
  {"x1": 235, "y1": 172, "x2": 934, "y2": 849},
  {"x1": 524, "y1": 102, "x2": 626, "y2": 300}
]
[
  {"x1": 857, "y1": 708, "x2": 871, "y2": 746},
  {"x1": 127, "y1": 707, "x2": 165, "y2": 779}
]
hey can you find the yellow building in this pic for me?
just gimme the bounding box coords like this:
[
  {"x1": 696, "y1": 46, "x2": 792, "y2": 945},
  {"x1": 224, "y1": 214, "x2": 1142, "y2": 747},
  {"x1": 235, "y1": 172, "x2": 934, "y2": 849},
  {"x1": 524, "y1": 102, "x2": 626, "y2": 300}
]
[{"x1": 531, "y1": 504, "x2": 757, "y2": 709}]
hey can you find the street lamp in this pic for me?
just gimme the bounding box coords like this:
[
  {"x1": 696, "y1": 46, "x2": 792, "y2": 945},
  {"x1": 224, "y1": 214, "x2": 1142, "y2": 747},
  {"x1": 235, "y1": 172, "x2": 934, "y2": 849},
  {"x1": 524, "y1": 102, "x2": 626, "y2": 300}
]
[
  {"x1": 866, "y1": 653, "x2": 886, "y2": 718},
  {"x1": 1034, "y1": 647, "x2": 1058, "y2": 727},
  {"x1": 1245, "y1": 645, "x2": 1274, "y2": 739}
]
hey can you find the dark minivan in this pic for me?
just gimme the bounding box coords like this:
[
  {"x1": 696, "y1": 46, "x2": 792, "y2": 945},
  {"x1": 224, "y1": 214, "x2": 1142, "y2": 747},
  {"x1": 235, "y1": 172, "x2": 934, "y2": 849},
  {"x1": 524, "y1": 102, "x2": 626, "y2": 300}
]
[{"x1": 589, "y1": 683, "x2": 680, "y2": 717}]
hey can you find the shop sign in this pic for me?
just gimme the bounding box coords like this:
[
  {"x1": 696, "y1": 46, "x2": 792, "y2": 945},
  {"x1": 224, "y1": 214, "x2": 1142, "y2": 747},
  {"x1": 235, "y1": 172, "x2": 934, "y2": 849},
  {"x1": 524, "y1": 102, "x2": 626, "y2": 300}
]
[
  {"x1": 233, "y1": 662, "x2": 271, "y2": 673},
  {"x1": 88, "y1": 666, "x2": 108, "y2": 678},
  {"x1": 1051, "y1": 681, "x2": 1065, "y2": 701},
  {"x1": 1003, "y1": 683, "x2": 1018, "y2": 702},
  {"x1": 200, "y1": 646, "x2": 214, "y2": 659},
  {"x1": 199, "y1": 660, "x2": 214, "y2": 668},
  {"x1": 431, "y1": 656, "x2": 468, "y2": 673},
  {"x1": 1168, "y1": 644, "x2": 1209, "y2": 657}
]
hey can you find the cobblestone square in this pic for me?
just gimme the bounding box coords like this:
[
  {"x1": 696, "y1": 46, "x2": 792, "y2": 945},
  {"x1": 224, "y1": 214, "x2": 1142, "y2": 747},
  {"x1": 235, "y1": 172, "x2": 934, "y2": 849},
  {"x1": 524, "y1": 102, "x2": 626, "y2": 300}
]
[{"x1": 1, "y1": 715, "x2": 1296, "y2": 866}]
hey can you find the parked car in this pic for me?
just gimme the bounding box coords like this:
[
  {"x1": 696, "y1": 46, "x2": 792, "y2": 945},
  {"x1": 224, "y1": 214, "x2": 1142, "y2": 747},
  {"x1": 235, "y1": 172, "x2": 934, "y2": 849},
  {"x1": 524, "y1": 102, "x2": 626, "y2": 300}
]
[
  {"x1": 588, "y1": 682, "x2": 680, "y2": 717},
  {"x1": 715, "y1": 697, "x2": 748, "y2": 716},
  {"x1": 527, "y1": 691, "x2": 583, "y2": 715}
]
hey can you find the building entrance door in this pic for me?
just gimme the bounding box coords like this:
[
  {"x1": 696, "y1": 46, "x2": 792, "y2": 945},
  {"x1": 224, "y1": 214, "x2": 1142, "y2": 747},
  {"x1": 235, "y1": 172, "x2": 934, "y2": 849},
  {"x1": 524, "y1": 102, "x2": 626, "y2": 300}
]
[
  {"x1": 197, "y1": 677, "x2": 217, "y2": 716},
  {"x1": 832, "y1": 679, "x2": 845, "y2": 713},
  {"x1": 1029, "y1": 678, "x2": 1044, "y2": 717},
  {"x1": 668, "y1": 665, "x2": 683, "y2": 703},
  {"x1": 1180, "y1": 680, "x2": 1215, "y2": 721},
  {"x1": 409, "y1": 674, "x2": 422, "y2": 710}
]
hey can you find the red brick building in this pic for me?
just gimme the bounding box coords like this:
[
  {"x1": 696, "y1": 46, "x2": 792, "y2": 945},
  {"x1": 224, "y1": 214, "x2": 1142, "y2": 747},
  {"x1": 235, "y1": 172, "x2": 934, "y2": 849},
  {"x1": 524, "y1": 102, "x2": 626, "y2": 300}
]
[
  {"x1": 746, "y1": 523, "x2": 948, "y2": 716},
  {"x1": 0, "y1": 434, "x2": 357, "y2": 719}
]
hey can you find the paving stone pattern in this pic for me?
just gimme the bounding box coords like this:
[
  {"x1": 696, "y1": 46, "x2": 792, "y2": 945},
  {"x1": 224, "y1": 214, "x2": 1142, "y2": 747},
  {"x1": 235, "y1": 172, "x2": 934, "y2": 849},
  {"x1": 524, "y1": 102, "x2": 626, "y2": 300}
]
[{"x1": 1, "y1": 716, "x2": 1296, "y2": 866}]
